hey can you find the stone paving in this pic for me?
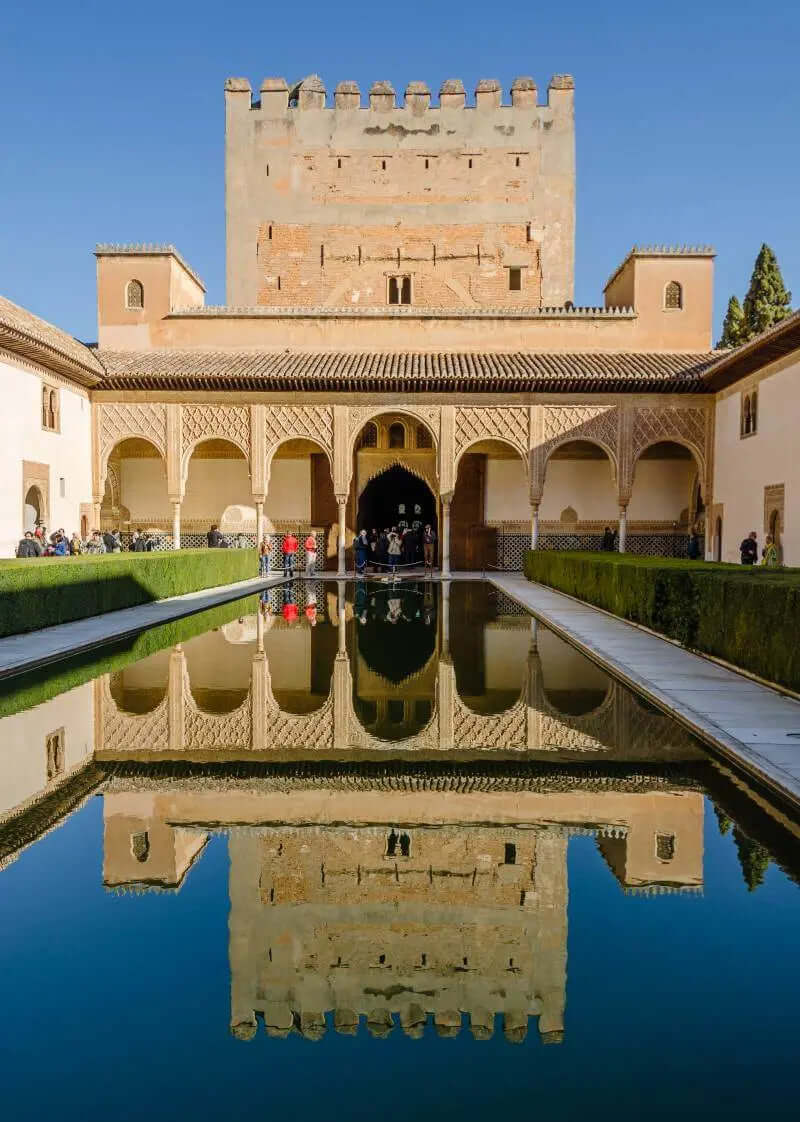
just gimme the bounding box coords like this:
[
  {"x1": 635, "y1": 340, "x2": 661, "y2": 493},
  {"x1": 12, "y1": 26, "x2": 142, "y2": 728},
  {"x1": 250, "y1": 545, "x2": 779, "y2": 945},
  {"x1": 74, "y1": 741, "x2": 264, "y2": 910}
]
[{"x1": 491, "y1": 574, "x2": 800, "y2": 809}]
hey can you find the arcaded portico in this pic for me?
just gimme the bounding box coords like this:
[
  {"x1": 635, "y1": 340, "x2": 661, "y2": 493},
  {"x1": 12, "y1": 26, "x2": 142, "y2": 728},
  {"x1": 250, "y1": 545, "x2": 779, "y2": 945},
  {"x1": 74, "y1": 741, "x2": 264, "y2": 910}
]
[{"x1": 93, "y1": 386, "x2": 713, "y2": 570}]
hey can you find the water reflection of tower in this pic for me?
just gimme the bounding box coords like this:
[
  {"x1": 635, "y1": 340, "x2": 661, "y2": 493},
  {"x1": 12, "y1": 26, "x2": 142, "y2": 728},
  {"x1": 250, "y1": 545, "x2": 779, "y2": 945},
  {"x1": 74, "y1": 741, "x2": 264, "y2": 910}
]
[{"x1": 228, "y1": 823, "x2": 567, "y2": 1045}]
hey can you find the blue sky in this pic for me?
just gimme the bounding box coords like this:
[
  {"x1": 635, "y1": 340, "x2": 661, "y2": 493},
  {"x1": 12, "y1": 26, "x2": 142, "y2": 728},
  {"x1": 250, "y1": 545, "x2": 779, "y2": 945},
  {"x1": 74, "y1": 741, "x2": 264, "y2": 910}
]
[{"x1": 1, "y1": 0, "x2": 797, "y2": 342}]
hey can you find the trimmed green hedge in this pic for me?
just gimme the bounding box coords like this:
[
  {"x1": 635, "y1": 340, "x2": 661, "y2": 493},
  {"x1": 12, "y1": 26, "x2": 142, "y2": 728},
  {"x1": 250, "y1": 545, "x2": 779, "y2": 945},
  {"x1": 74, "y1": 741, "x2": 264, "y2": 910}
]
[
  {"x1": 0, "y1": 549, "x2": 257, "y2": 638},
  {"x1": 523, "y1": 551, "x2": 800, "y2": 691}
]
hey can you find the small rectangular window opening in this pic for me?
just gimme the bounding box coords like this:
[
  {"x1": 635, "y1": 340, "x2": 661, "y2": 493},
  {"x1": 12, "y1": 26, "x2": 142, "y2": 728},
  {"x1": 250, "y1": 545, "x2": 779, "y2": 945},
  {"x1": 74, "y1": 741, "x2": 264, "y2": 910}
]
[
  {"x1": 381, "y1": 159, "x2": 386, "y2": 171},
  {"x1": 468, "y1": 158, "x2": 473, "y2": 169},
  {"x1": 320, "y1": 244, "x2": 325, "y2": 267},
  {"x1": 337, "y1": 157, "x2": 342, "y2": 169},
  {"x1": 515, "y1": 155, "x2": 520, "y2": 167},
  {"x1": 266, "y1": 163, "x2": 270, "y2": 177},
  {"x1": 509, "y1": 268, "x2": 522, "y2": 292},
  {"x1": 277, "y1": 276, "x2": 281, "y2": 291},
  {"x1": 59, "y1": 477, "x2": 65, "y2": 498},
  {"x1": 504, "y1": 842, "x2": 517, "y2": 865},
  {"x1": 526, "y1": 223, "x2": 532, "y2": 243},
  {"x1": 268, "y1": 225, "x2": 273, "y2": 240},
  {"x1": 424, "y1": 157, "x2": 429, "y2": 170}
]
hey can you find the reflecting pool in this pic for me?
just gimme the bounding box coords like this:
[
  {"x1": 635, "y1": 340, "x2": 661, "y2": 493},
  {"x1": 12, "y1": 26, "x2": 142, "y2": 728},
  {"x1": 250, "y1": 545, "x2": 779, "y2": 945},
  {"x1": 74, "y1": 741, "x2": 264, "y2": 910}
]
[{"x1": 1, "y1": 580, "x2": 798, "y2": 1121}]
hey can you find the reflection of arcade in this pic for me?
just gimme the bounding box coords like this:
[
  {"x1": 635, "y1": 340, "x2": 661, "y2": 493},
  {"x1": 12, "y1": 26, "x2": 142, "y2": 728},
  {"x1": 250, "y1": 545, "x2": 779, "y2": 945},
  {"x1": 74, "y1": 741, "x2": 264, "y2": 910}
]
[
  {"x1": 99, "y1": 773, "x2": 705, "y2": 1044},
  {"x1": 96, "y1": 585, "x2": 704, "y2": 760}
]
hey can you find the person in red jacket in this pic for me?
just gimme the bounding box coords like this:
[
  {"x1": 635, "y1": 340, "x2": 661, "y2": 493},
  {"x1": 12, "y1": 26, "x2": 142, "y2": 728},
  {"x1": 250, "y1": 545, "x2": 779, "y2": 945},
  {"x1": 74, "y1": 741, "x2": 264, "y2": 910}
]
[{"x1": 282, "y1": 531, "x2": 299, "y2": 577}]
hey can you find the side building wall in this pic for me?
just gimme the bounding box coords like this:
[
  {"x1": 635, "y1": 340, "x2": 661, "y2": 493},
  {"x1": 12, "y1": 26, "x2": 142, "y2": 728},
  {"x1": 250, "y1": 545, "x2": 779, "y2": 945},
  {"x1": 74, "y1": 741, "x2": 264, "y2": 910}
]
[
  {"x1": 712, "y1": 352, "x2": 799, "y2": 565},
  {"x1": 0, "y1": 354, "x2": 93, "y2": 557}
]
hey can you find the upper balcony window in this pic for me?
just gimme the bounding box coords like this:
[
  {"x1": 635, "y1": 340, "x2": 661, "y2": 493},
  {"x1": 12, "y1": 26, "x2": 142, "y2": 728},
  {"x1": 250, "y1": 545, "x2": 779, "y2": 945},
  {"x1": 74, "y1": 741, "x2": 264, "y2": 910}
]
[
  {"x1": 508, "y1": 267, "x2": 522, "y2": 292},
  {"x1": 740, "y1": 389, "x2": 758, "y2": 438},
  {"x1": 41, "y1": 385, "x2": 60, "y2": 432}
]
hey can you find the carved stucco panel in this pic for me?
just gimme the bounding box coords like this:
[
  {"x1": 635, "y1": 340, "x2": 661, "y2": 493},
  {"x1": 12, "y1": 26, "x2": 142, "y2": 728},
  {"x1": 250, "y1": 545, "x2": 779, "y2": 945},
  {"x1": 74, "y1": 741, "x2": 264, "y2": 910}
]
[
  {"x1": 454, "y1": 406, "x2": 530, "y2": 463},
  {"x1": 98, "y1": 402, "x2": 167, "y2": 461},
  {"x1": 347, "y1": 405, "x2": 440, "y2": 446},
  {"x1": 264, "y1": 405, "x2": 334, "y2": 456},
  {"x1": 182, "y1": 404, "x2": 251, "y2": 461}
]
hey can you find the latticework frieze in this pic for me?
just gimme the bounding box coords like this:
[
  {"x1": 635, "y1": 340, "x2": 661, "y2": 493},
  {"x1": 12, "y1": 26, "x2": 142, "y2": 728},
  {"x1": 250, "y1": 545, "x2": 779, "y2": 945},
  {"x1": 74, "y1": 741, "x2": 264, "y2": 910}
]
[
  {"x1": 632, "y1": 406, "x2": 707, "y2": 466},
  {"x1": 266, "y1": 703, "x2": 336, "y2": 751},
  {"x1": 538, "y1": 715, "x2": 610, "y2": 753},
  {"x1": 98, "y1": 402, "x2": 167, "y2": 460},
  {"x1": 265, "y1": 405, "x2": 334, "y2": 456},
  {"x1": 182, "y1": 404, "x2": 250, "y2": 459},
  {"x1": 454, "y1": 406, "x2": 529, "y2": 462},
  {"x1": 347, "y1": 711, "x2": 440, "y2": 753},
  {"x1": 541, "y1": 405, "x2": 619, "y2": 464},
  {"x1": 452, "y1": 697, "x2": 528, "y2": 750}
]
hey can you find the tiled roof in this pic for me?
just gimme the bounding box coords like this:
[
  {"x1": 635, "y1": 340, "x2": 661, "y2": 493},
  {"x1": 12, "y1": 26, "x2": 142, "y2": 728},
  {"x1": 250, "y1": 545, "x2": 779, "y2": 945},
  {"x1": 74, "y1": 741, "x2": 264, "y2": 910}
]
[
  {"x1": 701, "y1": 308, "x2": 800, "y2": 390},
  {"x1": 0, "y1": 294, "x2": 103, "y2": 385},
  {"x1": 94, "y1": 244, "x2": 205, "y2": 291},
  {"x1": 95, "y1": 349, "x2": 717, "y2": 393}
]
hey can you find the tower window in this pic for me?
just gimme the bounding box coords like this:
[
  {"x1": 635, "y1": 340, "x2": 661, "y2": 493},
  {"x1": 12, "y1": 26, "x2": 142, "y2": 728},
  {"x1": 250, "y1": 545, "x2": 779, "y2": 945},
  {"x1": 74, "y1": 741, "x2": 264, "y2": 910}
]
[
  {"x1": 508, "y1": 268, "x2": 522, "y2": 292},
  {"x1": 125, "y1": 279, "x2": 144, "y2": 310},
  {"x1": 515, "y1": 155, "x2": 520, "y2": 167},
  {"x1": 656, "y1": 834, "x2": 676, "y2": 861},
  {"x1": 42, "y1": 386, "x2": 59, "y2": 431},
  {"x1": 266, "y1": 163, "x2": 270, "y2": 177},
  {"x1": 268, "y1": 225, "x2": 273, "y2": 240},
  {"x1": 664, "y1": 280, "x2": 683, "y2": 309},
  {"x1": 526, "y1": 223, "x2": 532, "y2": 242},
  {"x1": 337, "y1": 157, "x2": 342, "y2": 169},
  {"x1": 504, "y1": 842, "x2": 517, "y2": 865},
  {"x1": 468, "y1": 158, "x2": 473, "y2": 169},
  {"x1": 381, "y1": 159, "x2": 386, "y2": 171},
  {"x1": 388, "y1": 275, "x2": 412, "y2": 305}
]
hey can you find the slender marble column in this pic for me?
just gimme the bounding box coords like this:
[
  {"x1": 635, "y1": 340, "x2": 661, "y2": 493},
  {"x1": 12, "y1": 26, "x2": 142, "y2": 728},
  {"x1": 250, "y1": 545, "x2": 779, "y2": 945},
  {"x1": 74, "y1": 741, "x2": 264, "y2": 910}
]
[
  {"x1": 337, "y1": 581, "x2": 347, "y2": 654},
  {"x1": 441, "y1": 497, "x2": 452, "y2": 577},
  {"x1": 618, "y1": 506, "x2": 628, "y2": 553},
  {"x1": 337, "y1": 498, "x2": 347, "y2": 576},
  {"x1": 255, "y1": 501, "x2": 264, "y2": 547},
  {"x1": 172, "y1": 501, "x2": 181, "y2": 550},
  {"x1": 531, "y1": 504, "x2": 540, "y2": 549},
  {"x1": 441, "y1": 579, "x2": 451, "y2": 657}
]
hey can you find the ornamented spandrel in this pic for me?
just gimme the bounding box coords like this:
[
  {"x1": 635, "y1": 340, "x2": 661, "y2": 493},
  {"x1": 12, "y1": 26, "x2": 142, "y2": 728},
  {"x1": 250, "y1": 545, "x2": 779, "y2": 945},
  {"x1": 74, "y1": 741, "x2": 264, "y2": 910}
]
[
  {"x1": 542, "y1": 405, "x2": 619, "y2": 459},
  {"x1": 182, "y1": 404, "x2": 251, "y2": 460},
  {"x1": 452, "y1": 695, "x2": 528, "y2": 750},
  {"x1": 265, "y1": 405, "x2": 334, "y2": 457},
  {"x1": 631, "y1": 406, "x2": 707, "y2": 466},
  {"x1": 454, "y1": 406, "x2": 529, "y2": 462},
  {"x1": 98, "y1": 402, "x2": 168, "y2": 461},
  {"x1": 347, "y1": 405, "x2": 440, "y2": 445}
]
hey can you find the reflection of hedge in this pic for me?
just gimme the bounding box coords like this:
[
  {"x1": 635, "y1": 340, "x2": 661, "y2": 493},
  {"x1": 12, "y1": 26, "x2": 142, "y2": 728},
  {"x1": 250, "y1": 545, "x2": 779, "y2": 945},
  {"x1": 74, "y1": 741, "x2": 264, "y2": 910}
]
[
  {"x1": 0, "y1": 549, "x2": 257, "y2": 638},
  {"x1": 0, "y1": 595, "x2": 261, "y2": 719},
  {"x1": 523, "y1": 551, "x2": 800, "y2": 690}
]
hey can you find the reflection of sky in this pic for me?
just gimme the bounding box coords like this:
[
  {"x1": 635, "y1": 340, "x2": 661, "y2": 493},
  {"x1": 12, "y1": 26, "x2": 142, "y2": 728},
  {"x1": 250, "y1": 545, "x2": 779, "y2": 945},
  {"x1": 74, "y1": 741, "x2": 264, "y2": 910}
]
[{"x1": 1, "y1": 796, "x2": 798, "y2": 1119}]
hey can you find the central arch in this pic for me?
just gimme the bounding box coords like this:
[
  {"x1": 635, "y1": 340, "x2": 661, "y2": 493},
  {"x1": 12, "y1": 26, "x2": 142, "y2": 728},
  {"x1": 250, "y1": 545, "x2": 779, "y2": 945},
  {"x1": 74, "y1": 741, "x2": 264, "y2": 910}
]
[{"x1": 357, "y1": 464, "x2": 437, "y2": 535}]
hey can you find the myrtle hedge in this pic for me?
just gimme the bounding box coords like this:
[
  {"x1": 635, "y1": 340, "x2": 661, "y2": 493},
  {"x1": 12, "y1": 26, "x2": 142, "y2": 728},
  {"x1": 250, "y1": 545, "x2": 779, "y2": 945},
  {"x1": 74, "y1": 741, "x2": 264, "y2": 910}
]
[
  {"x1": 0, "y1": 549, "x2": 257, "y2": 638},
  {"x1": 523, "y1": 551, "x2": 800, "y2": 691}
]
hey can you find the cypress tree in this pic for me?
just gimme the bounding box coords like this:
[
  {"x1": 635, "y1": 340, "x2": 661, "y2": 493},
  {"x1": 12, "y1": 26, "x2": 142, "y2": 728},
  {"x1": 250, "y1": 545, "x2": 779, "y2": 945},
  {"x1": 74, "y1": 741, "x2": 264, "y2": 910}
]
[
  {"x1": 742, "y1": 244, "x2": 792, "y2": 338},
  {"x1": 732, "y1": 826, "x2": 770, "y2": 892},
  {"x1": 713, "y1": 803, "x2": 732, "y2": 835},
  {"x1": 718, "y1": 295, "x2": 747, "y2": 348}
]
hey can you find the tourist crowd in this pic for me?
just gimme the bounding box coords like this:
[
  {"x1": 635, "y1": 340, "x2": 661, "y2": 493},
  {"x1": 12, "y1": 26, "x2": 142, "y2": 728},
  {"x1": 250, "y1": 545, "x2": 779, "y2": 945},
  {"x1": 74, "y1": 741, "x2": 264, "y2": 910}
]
[{"x1": 15, "y1": 526, "x2": 151, "y2": 557}]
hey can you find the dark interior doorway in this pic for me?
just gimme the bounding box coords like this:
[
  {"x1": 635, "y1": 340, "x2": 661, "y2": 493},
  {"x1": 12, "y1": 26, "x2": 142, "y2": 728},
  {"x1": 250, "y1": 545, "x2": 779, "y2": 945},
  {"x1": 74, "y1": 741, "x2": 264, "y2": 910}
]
[{"x1": 357, "y1": 465, "x2": 437, "y2": 533}]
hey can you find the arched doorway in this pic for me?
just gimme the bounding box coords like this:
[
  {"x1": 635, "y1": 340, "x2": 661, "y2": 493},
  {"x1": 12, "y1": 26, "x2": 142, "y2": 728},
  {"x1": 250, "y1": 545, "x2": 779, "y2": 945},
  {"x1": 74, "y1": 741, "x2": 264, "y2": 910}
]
[
  {"x1": 23, "y1": 486, "x2": 42, "y2": 531},
  {"x1": 357, "y1": 465, "x2": 436, "y2": 534}
]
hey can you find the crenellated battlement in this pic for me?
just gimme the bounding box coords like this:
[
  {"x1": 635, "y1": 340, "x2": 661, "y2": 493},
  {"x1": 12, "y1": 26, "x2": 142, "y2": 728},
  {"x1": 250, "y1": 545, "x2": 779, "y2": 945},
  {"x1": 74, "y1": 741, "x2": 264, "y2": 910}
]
[
  {"x1": 224, "y1": 73, "x2": 574, "y2": 113},
  {"x1": 225, "y1": 68, "x2": 576, "y2": 309}
]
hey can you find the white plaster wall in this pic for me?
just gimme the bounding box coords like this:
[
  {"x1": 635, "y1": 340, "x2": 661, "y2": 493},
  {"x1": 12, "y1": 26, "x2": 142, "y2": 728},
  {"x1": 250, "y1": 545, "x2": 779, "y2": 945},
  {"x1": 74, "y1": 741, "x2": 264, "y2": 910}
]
[
  {"x1": 0, "y1": 357, "x2": 92, "y2": 557},
  {"x1": 713, "y1": 358, "x2": 799, "y2": 564},
  {"x1": 539, "y1": 459, "x2": 617, "y2": 521},
  {"x1": 485, "y1": 459, "x2": 529, "y2": 520},
  {"x1": 537, "y1": 629, "x2": 609, "y2": 694},
  {"x1": 0, "y1": 682, "x2": 94, "y2": 816},
  {"x1": 263, "y1": 628, "x2": 313, "y2": 692},
  {"x1": 184, "y1": 629, "x2": 256, "y2": 691},
  {"x1": 265, "y1": 459, "x2": 311, "y2": 523},
  {"x1": 119, "y1": 457, "x2": 170, "y2": 521},
  {"x1": 628, "y1": 459, "x2": 694, "y2": 521},
  {"x1": 483, "y1": 627, "x2": 528, "y2": 692},
  {"x1": 183, "y1": 457, "x2": 253, "y2": 521}
]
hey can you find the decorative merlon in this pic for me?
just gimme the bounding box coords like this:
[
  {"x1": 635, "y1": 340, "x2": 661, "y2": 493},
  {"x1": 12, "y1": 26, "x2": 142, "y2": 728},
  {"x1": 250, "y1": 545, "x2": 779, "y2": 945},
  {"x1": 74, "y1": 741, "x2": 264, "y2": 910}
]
[{"x1": 167, "y1": 303, "x2": 635, "y2": 320}]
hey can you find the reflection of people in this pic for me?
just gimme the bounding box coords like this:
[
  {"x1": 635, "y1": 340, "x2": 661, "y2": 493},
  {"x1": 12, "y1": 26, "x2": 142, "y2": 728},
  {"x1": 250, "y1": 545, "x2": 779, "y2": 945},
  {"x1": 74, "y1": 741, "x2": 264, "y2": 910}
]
[
  {"x1": 386, "y1": 829, "x2": 398, "y2": 856},
  {"x1": 399, "y1": 832, "x2": 410, "y2": 857},
  {"x1": 282, "y1": 586, "x2": 298, "y2": 623}
]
